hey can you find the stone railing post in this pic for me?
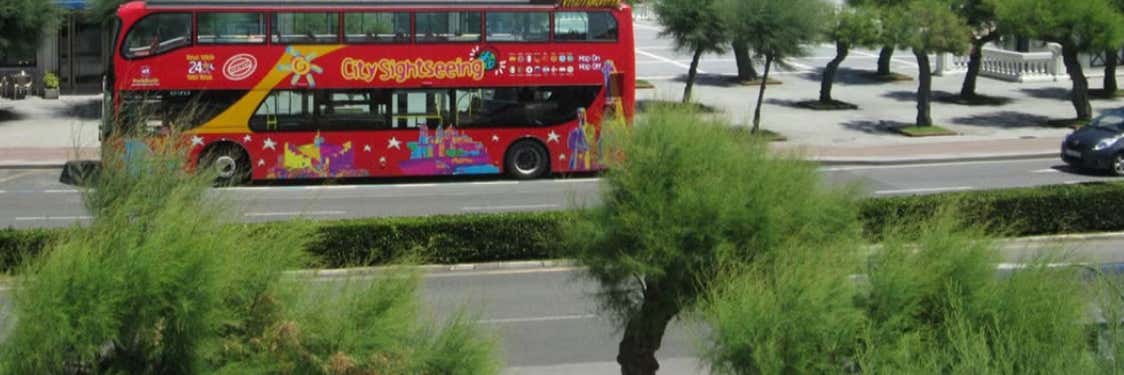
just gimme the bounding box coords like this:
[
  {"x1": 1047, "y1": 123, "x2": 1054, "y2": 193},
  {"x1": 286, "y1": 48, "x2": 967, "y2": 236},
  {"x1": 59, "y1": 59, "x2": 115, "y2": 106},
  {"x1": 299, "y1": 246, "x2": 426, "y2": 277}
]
[
  {"x1": 934, "y1": 53, "x2": 951, "y2": 76},
  {"x1": 1047, "y1": 43, "x2": 1063, "y2": 80}
]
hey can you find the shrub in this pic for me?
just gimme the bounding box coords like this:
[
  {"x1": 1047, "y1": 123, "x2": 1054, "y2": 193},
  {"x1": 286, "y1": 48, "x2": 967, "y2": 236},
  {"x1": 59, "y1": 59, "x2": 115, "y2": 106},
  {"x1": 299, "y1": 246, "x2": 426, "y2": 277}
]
[
  {"x1": 564, "y1": 104, "x2": 861, "y2": 374},
  {"x1": 0, "y1": 133, "x2": 499, "y2": 374},
  {"x1": 703, "y1": 209, "x2": 1102, "y2": 374},
  {"x1": 42, "y1": 72, "x2": 59, "y2": 89}
]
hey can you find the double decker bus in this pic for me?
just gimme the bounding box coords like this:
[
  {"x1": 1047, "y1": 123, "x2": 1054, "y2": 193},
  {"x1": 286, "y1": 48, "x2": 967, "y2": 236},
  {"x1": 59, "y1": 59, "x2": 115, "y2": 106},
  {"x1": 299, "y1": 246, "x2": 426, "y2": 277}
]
[{"x1": 108, "y1": 0, "x2": 635, "y2": 184}]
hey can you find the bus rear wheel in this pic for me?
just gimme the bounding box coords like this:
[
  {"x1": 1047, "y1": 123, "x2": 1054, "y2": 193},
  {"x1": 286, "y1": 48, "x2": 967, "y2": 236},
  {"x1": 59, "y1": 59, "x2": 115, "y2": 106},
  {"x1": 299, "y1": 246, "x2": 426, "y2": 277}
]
[
  {"x1": 505, "y1": 141, "x2": 549, "y2": 180},
  {"x1": 200, "y1": 144, "x2": 250, "y2": 186}
]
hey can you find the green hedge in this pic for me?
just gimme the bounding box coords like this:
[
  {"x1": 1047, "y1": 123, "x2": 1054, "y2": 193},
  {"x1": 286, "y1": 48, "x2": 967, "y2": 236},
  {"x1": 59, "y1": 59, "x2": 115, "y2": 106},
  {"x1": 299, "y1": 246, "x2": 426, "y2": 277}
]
[{"x1": 2, "y1": 182, "x2": 1124, "y2": 273}]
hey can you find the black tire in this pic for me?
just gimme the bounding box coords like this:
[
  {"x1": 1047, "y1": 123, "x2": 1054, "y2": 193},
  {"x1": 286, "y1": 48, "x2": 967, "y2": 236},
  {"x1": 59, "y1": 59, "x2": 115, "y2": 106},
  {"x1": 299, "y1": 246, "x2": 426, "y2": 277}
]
[
  {"x1": 505, "y1": 141, "x2": 549, "y2": 180},
  {"x1": 199, "y1": 144, "x2": 251, "y2": 186}
]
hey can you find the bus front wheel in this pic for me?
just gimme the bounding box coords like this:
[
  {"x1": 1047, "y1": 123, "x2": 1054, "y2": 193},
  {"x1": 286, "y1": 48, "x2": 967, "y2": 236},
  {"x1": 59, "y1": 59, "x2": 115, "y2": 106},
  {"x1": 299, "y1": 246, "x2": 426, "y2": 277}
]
[
  {"x1": 505, "y1": 141, "x2": 549, "y2": 180},
  {"x1": 200, "y1": 143, "x2": 250, "y2": 186}
]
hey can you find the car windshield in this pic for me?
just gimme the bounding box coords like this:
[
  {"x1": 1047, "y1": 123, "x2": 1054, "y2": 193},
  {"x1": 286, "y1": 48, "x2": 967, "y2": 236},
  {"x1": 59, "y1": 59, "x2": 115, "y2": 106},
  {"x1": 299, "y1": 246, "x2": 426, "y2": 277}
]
[{"x1": 1090, "y1": 113, "x2": 1124, "y2": 132}]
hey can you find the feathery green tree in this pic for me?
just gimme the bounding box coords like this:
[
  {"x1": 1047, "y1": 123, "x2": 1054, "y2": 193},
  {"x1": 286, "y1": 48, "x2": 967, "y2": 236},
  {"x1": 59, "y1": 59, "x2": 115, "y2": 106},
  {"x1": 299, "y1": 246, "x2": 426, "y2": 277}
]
[{"x1": 653, "y1": 0, "x2": 729, "y2": 103}]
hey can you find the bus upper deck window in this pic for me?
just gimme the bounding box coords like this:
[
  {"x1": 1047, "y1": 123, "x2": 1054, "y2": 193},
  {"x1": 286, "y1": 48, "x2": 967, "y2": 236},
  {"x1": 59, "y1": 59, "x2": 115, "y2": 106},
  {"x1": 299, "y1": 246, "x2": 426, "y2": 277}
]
[
  {"x1": 554, "y1": 11, "x2": 617, "y2": 42},
  {"x1": 122, "y1": 13, "x2": 192, "y2": 59}
]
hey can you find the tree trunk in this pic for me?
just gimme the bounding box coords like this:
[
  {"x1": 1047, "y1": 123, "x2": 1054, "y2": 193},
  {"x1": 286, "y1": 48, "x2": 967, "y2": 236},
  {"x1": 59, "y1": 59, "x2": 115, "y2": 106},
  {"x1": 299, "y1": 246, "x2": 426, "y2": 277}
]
[
  {"x1": 752, "y1": 54, "x2": 773, "y2": 133},
  {"x1": 1062, "y1": 43, "x2": 1093, "y2": 120},
  {"x1": 733, "y1": 41, "x2": 758, "y2": 81},
  {"x1": 682, "y1": 47, "x2": 704, "y2": 103},
  {"x1": 960, "y1": 39, "x2": 985, "y2": 98},
  {"x1": 1105, "y1": 49, "x2": 1119, "y2": 96},
  {"x1": 820, "y1": 41, "x2": 849, "y2": 103},
  {"x1": 914, "y1": 49, "x2": 932, "y2": 127},
  {"x1": 616, "y1": 284, "x2": 680, "y2": 375},
  {"x1": 877, "y1": 46, "x2": 894, "y2": 76}
]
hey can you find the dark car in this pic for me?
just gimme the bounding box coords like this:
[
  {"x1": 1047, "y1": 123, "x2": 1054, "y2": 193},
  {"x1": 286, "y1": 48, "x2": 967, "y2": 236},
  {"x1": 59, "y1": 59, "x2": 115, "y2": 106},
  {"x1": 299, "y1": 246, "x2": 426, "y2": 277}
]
[{"x1": 1062, "y1": 111, "x2": 1124, "y2": 175}]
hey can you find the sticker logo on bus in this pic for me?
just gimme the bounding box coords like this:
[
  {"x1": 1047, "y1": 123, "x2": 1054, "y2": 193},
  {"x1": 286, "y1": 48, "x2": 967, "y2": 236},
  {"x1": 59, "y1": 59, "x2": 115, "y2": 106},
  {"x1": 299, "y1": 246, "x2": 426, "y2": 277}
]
[
  {"x1": 340, "y1": 57, "x2": 485, "y2": 83},
  {"x1": 223, "y1": 54, "x2": 257, "y2": 81}
]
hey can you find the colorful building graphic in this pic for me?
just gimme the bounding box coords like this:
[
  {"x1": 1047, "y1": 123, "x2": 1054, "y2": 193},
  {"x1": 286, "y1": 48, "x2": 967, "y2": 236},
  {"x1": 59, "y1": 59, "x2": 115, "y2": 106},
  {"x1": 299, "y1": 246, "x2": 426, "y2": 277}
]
[
  {"x1": 400, "y1": 124, "x2": 500, "y2": 175},
  {"x1": 268, "y1": 132, "x2": 369, "y2": 178}
]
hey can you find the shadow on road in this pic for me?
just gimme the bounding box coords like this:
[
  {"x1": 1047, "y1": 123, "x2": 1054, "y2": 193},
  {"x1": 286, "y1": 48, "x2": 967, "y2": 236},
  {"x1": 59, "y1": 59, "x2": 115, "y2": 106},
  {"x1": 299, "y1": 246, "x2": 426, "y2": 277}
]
[
  {"x1": 1020, "y1": 87, "x2": 1070, "y2": 100},
  {"x1": 0, "y1": 109, "x2": 24, "y2": 123},
  {"x1": 840, "y1": 120, "x2": 908, "y2": 134},
  {"x1": 64, "y1": 98, "x2": 101, "y2": 120},
  {"x1": 950, "y1": 111, "x2": 1052, "y2": 129}
]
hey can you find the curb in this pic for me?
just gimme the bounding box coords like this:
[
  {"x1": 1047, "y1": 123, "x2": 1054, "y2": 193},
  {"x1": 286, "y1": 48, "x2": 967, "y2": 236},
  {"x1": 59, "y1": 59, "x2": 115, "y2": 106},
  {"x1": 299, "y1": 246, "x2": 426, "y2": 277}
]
[
  {"x1": 294, "y1": 259, "x2": 578, "y2": 279},
  {"x1": 0, "y1": 161, "x2": 69, "y2": 170},
  {"x1": 813, "y1": 151, "x2": 1058, "y2": 166}
]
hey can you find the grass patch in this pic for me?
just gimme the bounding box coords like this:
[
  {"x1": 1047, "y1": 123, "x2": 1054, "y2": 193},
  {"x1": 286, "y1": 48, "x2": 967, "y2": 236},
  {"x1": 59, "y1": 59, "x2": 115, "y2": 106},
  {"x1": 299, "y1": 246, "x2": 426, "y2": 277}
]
[
  {"x1": 934, "y1": 93, "x2": 1013, "y2": 106},
  {"x1": 794, "y1": 100, "x2": 860, "y2": 111},
  {"x1": 636, "y1": 79, "x2": 656, "y2": 89},
  {"x1": 895, "y1": 125, "x2": 958, "y2": 137},
  {"x1": 729, "y1": 127, "x2": 787, "y2": 142},
  {"x1": 861, "y1": 71, "x2": 914, "y2": 82},
  {"x1": 1046, "y1": 118, "x2": 1089, "y2": 129}
]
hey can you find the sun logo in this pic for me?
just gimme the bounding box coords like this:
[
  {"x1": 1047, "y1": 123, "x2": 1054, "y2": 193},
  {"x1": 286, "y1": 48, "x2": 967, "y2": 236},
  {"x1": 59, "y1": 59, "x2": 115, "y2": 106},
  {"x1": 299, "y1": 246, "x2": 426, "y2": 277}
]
[{"x1": 277, "y1": 47, "x2": 323, "y2": 87}]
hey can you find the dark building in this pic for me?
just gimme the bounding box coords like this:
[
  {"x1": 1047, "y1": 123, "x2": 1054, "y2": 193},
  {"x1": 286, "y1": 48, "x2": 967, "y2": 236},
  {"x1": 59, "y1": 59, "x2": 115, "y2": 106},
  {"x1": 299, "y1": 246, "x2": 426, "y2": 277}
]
[{"x1": 0, "y1": 0, "x2": 109, "y2": 94}]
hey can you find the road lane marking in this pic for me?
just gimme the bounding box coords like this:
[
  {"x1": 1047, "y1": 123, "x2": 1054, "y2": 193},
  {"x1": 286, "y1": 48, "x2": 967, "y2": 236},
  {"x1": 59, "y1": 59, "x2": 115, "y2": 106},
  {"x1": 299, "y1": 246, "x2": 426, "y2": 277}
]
[
  {"x1": 818, "y1": 158, "x2": 1057, "y2": 172},
  {"x1": 462, "y1": 204, "x2": 561, "y2": 211},
  {"x1": 874, "y1": 186, "x2": 973, "y2": 195},
  {"x1": 243, "y1": 210, "x2": 347, "y2": 218},
  {"x1": 0, "y1": 170, "x2": 44, "y2": 184},
  {"x1": 477, "y1": 314, "x2": 598, "y2": 324},
  {"x1": 1031, "y1": 168, "x2": 1060, "y2": 173},
  {"x1": 0, "y1": 190, "x2": 5, "y2": 194},
  {"x1": 635, "y1": 49, "x2": 703, "y2": 72},
  {"x1": 43, "y1": 189, "x2": 80, "y2": 194},
  {"x1": 14, "y1": 216, "x2": 93, "y2": 221},
  {"x1": 554, "y1": 178, "x2": 602, "y2": 183},
  {"x1": 851, "y1": 49, "x2": 920, "y2": 68},
  {"x1": 304, "y1": 185, "x2": 358, "y2": 190},
  {"x1": 470, "y1": 181, "x2": 519, "y2": 186},
  {"x1": 637, "y1": 75, "x2": 678, "y2": 80}
]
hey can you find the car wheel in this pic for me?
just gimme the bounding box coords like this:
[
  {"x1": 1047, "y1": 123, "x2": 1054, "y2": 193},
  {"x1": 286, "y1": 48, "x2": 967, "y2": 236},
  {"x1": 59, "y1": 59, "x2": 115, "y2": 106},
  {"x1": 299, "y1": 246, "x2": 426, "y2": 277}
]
[
  {"x1": 1113, "y1": 153, "x2": 1124, "y2": 176},
  {"x1": 200, "y1": 144, "x2": 251, "y2": 186},
  {"x1": 505, "y1": 141, "x2": 549, "y2": 180}
]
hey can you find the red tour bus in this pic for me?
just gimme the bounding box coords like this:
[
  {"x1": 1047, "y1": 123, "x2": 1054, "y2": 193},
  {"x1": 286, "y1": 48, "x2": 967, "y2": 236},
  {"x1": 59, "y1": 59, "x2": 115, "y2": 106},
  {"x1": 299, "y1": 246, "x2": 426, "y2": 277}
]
[{"x1": 108, "y1": 0, "x2": 635, "y2": 184}]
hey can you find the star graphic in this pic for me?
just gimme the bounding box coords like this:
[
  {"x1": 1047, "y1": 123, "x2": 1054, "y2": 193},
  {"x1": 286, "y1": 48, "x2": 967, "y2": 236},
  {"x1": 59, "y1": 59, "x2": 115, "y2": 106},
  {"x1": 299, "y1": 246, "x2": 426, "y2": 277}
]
[
  {"x1": 547, "y1": 131, "x2": 560, "y2": 143},
  {"x1": 559, "y1": 153, "x2": 567, "y2": 160},
  {"x1": 388, "y1": 137, "x2": 401, "y2": 150},
  {"x1": 363, "y1": 144, "x2": 372, "y2": 152},
  {"x1": 263, "y1": 138, "x2": 277, "y2": 150},
  {"x1": 190, "y1": 135, "x2": 204, "y2": 147},
  {"x1": 491, "y1": 135, "x2": 500, "y2": 143},
  {"x1": 243, "y1": 135, "x2": 252, "y2": 143},
  {"x1": 378, "y1": 156, "x2": 387, "y2": 164},
  {"x1": 257, "y1": 159, "x2": 265, "y2": 167}
]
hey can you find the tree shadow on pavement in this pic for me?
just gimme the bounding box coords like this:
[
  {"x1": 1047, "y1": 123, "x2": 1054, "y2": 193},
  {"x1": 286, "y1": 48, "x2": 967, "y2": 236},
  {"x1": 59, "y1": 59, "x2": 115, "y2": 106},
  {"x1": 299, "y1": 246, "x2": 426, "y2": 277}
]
[
  {"x1": 797, "y1": 67, "x2": 896, "y2": 85},
  {"x1": 0, "y1": 109, "x2": 24, "y2": 123},
  {"x1": 882, "y1": 90, "x2": 917, "y2": 102},
  {"x1": 765, "y1": 98, "x2": 806, "y2": 109},
  {"x1": 64, "y1": 98, "x2": 102, "y2": 120},
  {"x1": 950, "y1": 111, "x2": 1052, "y2": 129},
  {"x1": 840, "y1": 120, "x2": 909, "y2": 134},
  {"x1": 1020, "y1": 87, "x2": 1070, "y2": 100}
]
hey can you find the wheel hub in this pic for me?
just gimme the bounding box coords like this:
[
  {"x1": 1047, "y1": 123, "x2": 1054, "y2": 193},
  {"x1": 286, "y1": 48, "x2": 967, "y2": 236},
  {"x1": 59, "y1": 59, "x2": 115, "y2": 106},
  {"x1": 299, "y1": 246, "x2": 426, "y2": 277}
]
[{"x1": 214, "y1": 155, "x2": 237, "y2": 178}]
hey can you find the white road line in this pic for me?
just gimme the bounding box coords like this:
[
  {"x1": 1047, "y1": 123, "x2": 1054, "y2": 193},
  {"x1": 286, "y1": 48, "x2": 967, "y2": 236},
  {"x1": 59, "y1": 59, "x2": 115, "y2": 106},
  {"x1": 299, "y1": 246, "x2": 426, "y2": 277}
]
[
  {"x1": 0, "y1": 190, "x2": 6, "y2": 195},
  {"x1": 874, "y1": 186, "x2": 974, "y2": 195},
  {"x1": 1031, "y1": 168, "x2": 1060, "y2": 173},
  {"x1": 470, "y1": 181, "x2": 520, "y2": 186},
  {"x1": 462, "y1": 204, "x2": 561, "y2": 211},
  {"x1": 477, "y1": 314, "x2": 598, "y2": 324},
  {"x1": 14, "y1": 216, "x2": 93, "y2": 221},
  {"x1": 637, "y1": 75, "x2": 678, "y2": 81},
  {"x1": 554, "y1": 178, "x2": 602, "y2": 183},
  {"x1": 818, "y1": 158, "x2": 1057, "y2": 172},
  {"x1": 784, "y1": 60, "x2": 815, "y2": 71},
  {"x1": 243, "y1": 210, "x2": 347, "y2": 218},
  {"x1": 635, "y1": 49, "x2": 703, "y2": 72},
  {"x1": 633, "y1": 24, "x2": 662, "y2": 31},
  {"x1": 1065, "y1": 180, "x2": 1091, "y2": 185},
  {"x1": 43, "y1": 189, "x2": 80, "y2": 194},
  {"x1": 304, "y1": 185, "x2": 358, "y2": 190},
  {"x1": 0, "y1": 171, "x2": 43, "y2": 184}
]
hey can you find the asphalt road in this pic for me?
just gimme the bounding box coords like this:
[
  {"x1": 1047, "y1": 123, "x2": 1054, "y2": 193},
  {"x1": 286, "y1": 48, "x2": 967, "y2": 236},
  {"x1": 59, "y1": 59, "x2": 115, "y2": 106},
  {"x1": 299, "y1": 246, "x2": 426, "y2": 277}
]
[
  {"x1": 0, "y1": 157, "x2": 1117, "y2": 229},
  {"x1": 3, "y1": 237, "x2": 1124, "y2": 374}
]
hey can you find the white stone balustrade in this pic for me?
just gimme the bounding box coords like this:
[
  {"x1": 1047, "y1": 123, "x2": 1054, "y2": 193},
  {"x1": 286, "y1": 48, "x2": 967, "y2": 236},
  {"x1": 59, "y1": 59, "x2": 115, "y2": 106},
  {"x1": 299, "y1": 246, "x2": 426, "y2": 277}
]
[{"x1": 934, "y1": 43, "x2": 1063, "y2": 82}]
